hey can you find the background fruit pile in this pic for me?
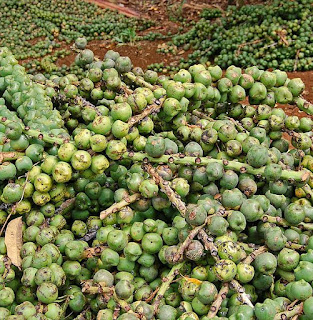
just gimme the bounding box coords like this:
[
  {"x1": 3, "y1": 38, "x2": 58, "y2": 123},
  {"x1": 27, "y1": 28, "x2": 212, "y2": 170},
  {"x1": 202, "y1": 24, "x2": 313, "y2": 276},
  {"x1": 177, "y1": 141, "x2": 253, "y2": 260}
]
[{"x1": 150, "y1": 0, "x2": 313, "y2": 72}]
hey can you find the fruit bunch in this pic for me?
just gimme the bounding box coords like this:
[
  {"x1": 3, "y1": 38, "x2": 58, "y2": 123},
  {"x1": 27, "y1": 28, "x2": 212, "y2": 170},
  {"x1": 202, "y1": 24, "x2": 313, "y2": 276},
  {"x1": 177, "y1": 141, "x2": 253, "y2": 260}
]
[
  {"x1": 1, "y1": 41, "x2": 313, "y2": 320},
  {"x1": 158, "y1": 0, "x2": 313, "y2": 71}
]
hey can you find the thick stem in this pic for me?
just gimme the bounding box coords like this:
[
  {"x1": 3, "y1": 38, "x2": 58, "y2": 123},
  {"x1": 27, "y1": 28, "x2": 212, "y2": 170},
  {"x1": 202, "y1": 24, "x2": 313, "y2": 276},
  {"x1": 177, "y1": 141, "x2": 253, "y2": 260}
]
[
  {"x1": 198, "y1": 229, "x2": 219, "y2": 260},
  {"x1": 79, "y1": 227, "x2": 99, "y2": 242},
  {"x1": 274, "y1": 303, "x2": 303, "y2": 320},
  {"x1": 299, "y1": 222, "x2": 313, "y2": 230},
  {"x1": 55, "y1": 198, "x2": 76, "y2": 215},
  {"x1": 261, "y1": 215, "x2": 290, "y2": 227},
  {"x1": 285, "y1": 242, "x2": 306, "y2": 251},
  {"x1": 302, "y1": 184, "x2": 313, "y2": 203},
  {"x1": 142, "y1": 163, "x2": 187, "y2": 216},
  {"x1": 82, "y1": 281, "x2": 113, "y2": 295},
  {"x1": 127, "y1": 97, "x2": 165, "y2": 128},
  {"x1": 0, "y1": 152, "x2": 25, "y2": 163},
  {"x1": 74, "y1": 96, "x2": 102, "y2": 116},
  {"x1": 24, "y1": 128, "x2": 67, "y2": 145},
  {"x1": 230, "y1": 279, "x2": 254, "y2": 308},
  {"x1": 152, "y1": 262, "x2": 185, "y2": 314},
  {"x1": 0, "y1": 118, "x2": 67, "y2": 145},
  {"x1": 243, "y1": 246, "x2": 267, "y2": 264},
  {"x1": 112, "y1": 290, "x2": 142, "y2": 318},
  {"x1": 296, "y1": 98, "x2": 313, "y2": 116},
  {"x1": 192, "y1": 110, "x2": 215, "y2": 121},
  {"x1": 238, "y1": 242, "x2": 258, "y2": 254},
  {"x1": 123, "y1": 152, "x2": 309, "y2": 183},
  {"x1": 124, "y1": 72, "x2": 156, "y2": 91},
  {"x1": 207, "y1": 283, "x2": 229, "y2": 318},
  {"x1": 100, "y1": 193, "x2": 141, "y2": 220}
]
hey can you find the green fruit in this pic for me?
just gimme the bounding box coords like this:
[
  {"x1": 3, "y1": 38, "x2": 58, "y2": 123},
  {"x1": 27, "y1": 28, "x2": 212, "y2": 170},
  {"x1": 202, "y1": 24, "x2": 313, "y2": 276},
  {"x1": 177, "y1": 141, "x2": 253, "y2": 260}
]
[
  {"x1": 145, "y1": 136, "x2": 166, "y2": 158},
  {"x1": 236, "y1": 263, "x2": 255, "y2": 283},
  {"x1": 185, "y1": 204, "x2": 207, "y2": 226},
  {"x1": 295, "y1": 261, "x2": 313, "y2": 282},
  {"x1": 278, "y1": 248, "x2": 300, "y2": 271},
  {"x1": 240, "y1": 199, "x2": 263, "y2": 222},
  {"x1": 141, "y1": 233, "x2": 163, "y2": 254},
  {"x1": 36, "y1": 283, "x2": 58, "y2": 304},
  {"x1": 52, "y1": 162, "x2": 72, "y2": 183},
  {"x1": 253, "y1": 252, "x2": 277, "y2": 275},
  {"x1": 107, "y1": 230, "x2": 128, "y2": 252},
  {"x1": 0, "y1": 287, "x2": 15, "y2": 307},
  {"x1": 2, "y1": 183, "x2": 23, "y2": 203},
  {"x1": 247, "y1": 145, "x2": 268, "y2": 168},
  {"x1": 214, "y1": 259, "x2": 237, "y2": 282},
  {"x1": 290, "y1": 280, "x2": 312, "y2": 301}
]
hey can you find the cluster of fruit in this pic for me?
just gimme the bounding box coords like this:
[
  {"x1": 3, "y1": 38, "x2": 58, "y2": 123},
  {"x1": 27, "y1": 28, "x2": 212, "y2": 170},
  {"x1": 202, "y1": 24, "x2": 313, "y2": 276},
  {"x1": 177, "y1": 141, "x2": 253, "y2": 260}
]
[
  {"x1": 1, "y1": 40, "x2": 313, "y2": 320},
  {"x1": 157, "y1": 0, "x2": 313, "y2": 71}
]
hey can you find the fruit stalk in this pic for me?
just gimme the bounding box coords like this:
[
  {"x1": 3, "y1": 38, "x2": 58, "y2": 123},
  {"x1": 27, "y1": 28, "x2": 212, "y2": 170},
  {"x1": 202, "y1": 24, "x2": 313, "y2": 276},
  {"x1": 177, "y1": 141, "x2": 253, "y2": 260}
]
[
  {"x1": 82, "y1": 281, "x2": 113, "y2": 295},
  {"x1": 229, "y1": 279, "x2": 254, "y2": 308},
  {"x1": 100, "y1": 193, "x2": 141, "y2": 220},
  {"x1": 25, "y1": 128, "x2": 67, "y2": 145},
  {"x1": 127, "y1": 97, "x2": 165, "y2": 128},
  {"x1": 198, "y1": 229, "x2": 219, "y2": 259},
  {"x1": 0, "y1": 118, "x2": 67, "y2": 145},
  {"x1": 152, "y1": 262, "x2": 185, "y2": 314},
  {"x1": 0, "y1": 152, "x2": 25, "y2": 163},
  {"x1": 124, "y1": 72, "x2": 156, "y2": 90},
  {"x1": 123, "y1": 152, "x2": 310, "y2": 183},
  {"x1": 207, "y1": 283, "x2": 229, "y2": 318},
  {"x1": 142, "y1": 163, "x2": 187, "y2": 216},
  {"x1": 273, "y1": 303, "x2": 303, "y2": 320},
  {"x1": 82, "y1": 245, "x2": 107, "y2": 259},
  {"x1": 55, "y1": 198, "x2": 76, "y2": 215},
  {"x1": 243, "y1": 245, "x2": 267, "y2": 264}
]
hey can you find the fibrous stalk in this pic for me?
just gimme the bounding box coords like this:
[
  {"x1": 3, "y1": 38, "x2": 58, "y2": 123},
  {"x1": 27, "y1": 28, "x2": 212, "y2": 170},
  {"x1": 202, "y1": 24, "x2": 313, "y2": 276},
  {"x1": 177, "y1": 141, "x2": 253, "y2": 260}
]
[
  {"x1": 207, "y1": 283, "x2": 229, "y2": 318},
  {"x1": 100, "y1": 193, "x2": 141, "y2": 220},
  {"x1": 142, "y1": 163, "x2": 187, "y2": 216},
  {"x1": 152, "y1": 262, "x2": 185, "y2": 314},
  {"x1": 123, "y1": 152, "x2": 309, "y2": 183}
]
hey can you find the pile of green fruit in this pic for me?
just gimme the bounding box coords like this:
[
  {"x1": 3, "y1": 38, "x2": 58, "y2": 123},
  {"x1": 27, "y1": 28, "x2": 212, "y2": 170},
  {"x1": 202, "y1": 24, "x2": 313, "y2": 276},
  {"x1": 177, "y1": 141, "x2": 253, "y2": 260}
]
[
  {"x1": 2, "y1": 39, "x2": 313, "y2": 320},
  {"x1": 156, "y1": 0, "x2": 313, "y2": 71},
  {"x1": 0, "y1": 0, "x2": 152, "y2": 70}
]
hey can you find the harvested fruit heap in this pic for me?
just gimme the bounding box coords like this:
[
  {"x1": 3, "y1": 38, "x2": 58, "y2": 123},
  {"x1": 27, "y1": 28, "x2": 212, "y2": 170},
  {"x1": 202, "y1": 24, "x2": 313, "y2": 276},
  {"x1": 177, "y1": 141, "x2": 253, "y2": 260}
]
[
  {"x1": 2, "y1": 41, "x2": 313, "y2": 320},
  {"x1": 154, "y1": 0, "x2": 313, "y2": 71},
  {"x1": 0, "y1": 0, "x2": 152, "y2": 72}
]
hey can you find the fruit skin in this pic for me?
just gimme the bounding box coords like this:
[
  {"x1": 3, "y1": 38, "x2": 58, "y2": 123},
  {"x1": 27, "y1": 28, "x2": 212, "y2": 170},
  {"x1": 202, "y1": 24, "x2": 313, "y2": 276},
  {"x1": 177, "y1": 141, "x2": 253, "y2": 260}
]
[
  {"x1": 289, "y1": 280, "x2": 312, "y2": 301},
  {"x1": 1, "y1": 183, "x2": 23, "y2": 203},
  {"x1": 295, "y1": 261, "x2": 313, "y2": 282},
  {"x1": 214, "y1": 259, "x2": 237, "y2": 282},
  {"x1": 236, "y1": 263, "x2": 255, "y2": 283},
  {"x1": 284, "y1": 203, "x2": 305, "y2": 225},
  {"x1": 145, "y1": 136, "x2": 166, "y2": 158},
  {"x1": 247, "y1": 145, "x2": 268, "y2": 168},
  {"x1": 253, "y1": 252, "x2": 277, "y2": 275},
  {"x1": 303, "y1": 296, "x2": 313, "y2": 317},
  {"x1": 277, "y1": 248, "x2": 300, "y2": 271},
  {"x1": 254, "y1": 299, "x2": 277, "y2": 320}
]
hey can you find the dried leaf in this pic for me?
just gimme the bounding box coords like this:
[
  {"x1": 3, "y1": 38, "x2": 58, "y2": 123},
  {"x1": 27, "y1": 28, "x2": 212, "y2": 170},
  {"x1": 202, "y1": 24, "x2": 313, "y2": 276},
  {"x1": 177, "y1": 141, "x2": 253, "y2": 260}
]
[
  {"x1": 183, "y1": 276, "x2": 202, "y2": 285},
  {"x1": 5, "y1": 217, "x2": 23, "y2": 270}
]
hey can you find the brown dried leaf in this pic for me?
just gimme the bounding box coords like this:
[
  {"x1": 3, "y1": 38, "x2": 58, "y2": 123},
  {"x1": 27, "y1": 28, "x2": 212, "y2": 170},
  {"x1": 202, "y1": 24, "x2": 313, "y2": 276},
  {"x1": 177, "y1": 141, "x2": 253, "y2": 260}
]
[{"x1": 5, "y1": 217, "x2": 23, "y2": 270}]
